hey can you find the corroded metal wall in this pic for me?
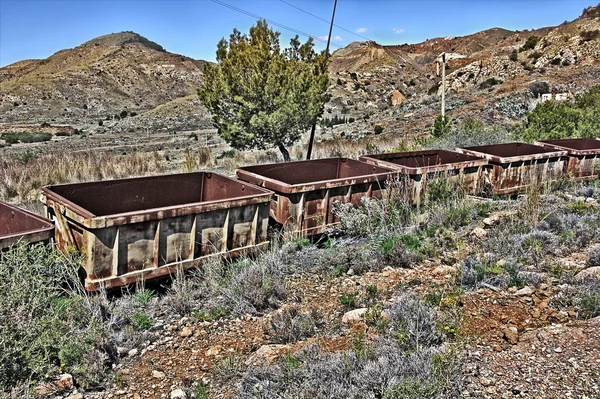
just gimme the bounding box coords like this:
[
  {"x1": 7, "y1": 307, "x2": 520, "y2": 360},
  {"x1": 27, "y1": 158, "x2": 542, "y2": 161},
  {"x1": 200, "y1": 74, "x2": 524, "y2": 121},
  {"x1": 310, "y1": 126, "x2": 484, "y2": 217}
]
[
  {"x1": 456, "y1": 143, "x2": 568, "y2": 194},
  {"x1": 0, "y1": 201, "x2": 54, "y2": 249},
  {"x1": 534, "y1": 138, "x2": 600, "y2": 180},
  {"x1": 41, "y1": 172, "x2": 272, "y2": 290},
  {"x1": 360, "y1": 150, "x2": 488, "y2": 205},
  {"x1": 236, "y1": 158, "x2": 393, "y2": 236}
]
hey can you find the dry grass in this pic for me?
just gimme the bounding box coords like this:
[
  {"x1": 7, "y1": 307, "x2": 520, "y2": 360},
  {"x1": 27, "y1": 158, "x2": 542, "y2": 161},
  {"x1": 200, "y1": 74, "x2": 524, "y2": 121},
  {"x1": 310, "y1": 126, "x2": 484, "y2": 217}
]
[{"x1": 0, "y1": 150, "x2": 169, "y2": 202}]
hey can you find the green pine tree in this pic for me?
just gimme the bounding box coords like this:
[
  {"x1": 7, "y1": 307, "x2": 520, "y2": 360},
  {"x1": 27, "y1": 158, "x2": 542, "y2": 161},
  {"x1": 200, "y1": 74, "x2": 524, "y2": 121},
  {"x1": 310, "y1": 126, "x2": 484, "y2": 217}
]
[{"x1": 198, "y1": 20, "x2": 330, "y2": 161}]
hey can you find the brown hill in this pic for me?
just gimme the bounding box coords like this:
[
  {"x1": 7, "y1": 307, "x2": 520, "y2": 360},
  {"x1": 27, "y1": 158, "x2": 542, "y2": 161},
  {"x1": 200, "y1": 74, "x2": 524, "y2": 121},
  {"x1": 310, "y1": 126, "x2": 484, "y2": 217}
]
[{"x1": 0, "y1": 31, "x2": 210, "y2": 130}]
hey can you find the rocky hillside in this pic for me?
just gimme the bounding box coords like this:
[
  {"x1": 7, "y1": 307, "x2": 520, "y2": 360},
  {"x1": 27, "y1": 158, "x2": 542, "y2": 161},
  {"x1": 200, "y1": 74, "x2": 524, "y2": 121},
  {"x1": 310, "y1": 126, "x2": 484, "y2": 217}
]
[
  {"x1": 0, "y1": 32, "x2": 212, "y2": 131},
  {"x1": 325, "y1": 4, "x2": 600, "y2": 136}
]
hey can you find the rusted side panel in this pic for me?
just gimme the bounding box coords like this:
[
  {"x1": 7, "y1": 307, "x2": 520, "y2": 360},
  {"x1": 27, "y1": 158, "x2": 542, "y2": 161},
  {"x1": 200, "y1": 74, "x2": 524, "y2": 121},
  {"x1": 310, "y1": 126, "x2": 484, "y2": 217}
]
[
  {"x1": 236, "y1": 158, "x2": 394, "y2": 235},
  {"x1": 41, "y1": 172, "x2": 272, "y2": 291},
  {"x1": 360, "y1": 150, "x2": 488, "y2": 205},
  {"x1": 534, "y1": 138, "x2": 600, "y2": 179},
  {"x1": 456, "y1": 143, "x2": 568, "y2": 194},
  {"x1": 0, "y1": 201, "x2": 54, "y2": 249}
]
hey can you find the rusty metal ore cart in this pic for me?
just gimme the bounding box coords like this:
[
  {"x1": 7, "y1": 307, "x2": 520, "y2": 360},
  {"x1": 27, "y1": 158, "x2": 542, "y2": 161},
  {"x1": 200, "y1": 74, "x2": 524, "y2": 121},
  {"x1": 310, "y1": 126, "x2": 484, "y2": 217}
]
[
  {"x1": 360, "y1": 149, "x2": 488, "y2": 205},
  {"x1": 0, "y1": 201, "x2": 54, "y2": 250},
  {"x1": 534, "y1": 138, "x2": 600, "y2": 180},
  {"x1": 41, "y1": 172, "x2": 273, "y2": 290},
  {"x1": 456, "y1": 143, "x2": 568, "y2": 195},
  {"x1": 236, "y1": 158, "x2": 394, "y2": 236}
]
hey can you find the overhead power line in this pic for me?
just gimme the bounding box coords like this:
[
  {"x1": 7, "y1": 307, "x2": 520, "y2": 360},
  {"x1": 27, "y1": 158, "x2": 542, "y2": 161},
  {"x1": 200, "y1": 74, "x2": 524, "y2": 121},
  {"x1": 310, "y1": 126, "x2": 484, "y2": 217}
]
[
  {"x1": 279, "y1": 0, "x2": 374, "y2": 42},
  {"x1": 208, "y1": 0, "x2": 343, "y2": 49}
]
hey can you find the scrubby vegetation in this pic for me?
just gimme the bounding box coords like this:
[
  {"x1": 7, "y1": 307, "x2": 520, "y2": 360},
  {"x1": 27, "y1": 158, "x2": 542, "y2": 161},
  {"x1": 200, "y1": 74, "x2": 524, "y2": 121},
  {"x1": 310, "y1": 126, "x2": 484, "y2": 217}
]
[
  {"x1": 518, "y1": 85, "x2": 600, "y2": 141},
  {"x1": 1, "y1": 132, "x2": 52, "y2": 144}
]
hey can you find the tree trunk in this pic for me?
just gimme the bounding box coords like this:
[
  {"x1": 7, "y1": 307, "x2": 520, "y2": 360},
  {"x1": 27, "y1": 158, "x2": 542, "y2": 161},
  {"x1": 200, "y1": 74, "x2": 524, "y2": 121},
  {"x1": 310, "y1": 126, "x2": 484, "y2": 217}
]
[{"x1": 277, "y1": 143, "x2": 291, "y2": 162}]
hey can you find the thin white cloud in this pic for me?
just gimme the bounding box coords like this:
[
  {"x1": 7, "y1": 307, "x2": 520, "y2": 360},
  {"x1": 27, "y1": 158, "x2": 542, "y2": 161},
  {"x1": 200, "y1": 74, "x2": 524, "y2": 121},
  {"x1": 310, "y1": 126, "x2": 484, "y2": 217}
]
[
  {"x1": 392, "y1": 28, "x2": 404, "y2": 34},
  {"x1": 317, "y1": 35, "x2": 343, "y2": 42},
  {"x1": 356, "y1": 27, "x2": 368, "y2": 33}
]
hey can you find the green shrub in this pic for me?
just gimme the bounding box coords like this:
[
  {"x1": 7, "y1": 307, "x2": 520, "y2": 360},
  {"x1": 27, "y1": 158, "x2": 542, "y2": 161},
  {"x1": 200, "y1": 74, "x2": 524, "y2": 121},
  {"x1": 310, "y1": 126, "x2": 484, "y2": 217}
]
[
  {"x1": 432, "y1": 114, "x2": 451, "y2": 137},
  {"x1": 0, "y1": 245, "x2": 113, "y2": 390},
  {"x1": 529, "y1": 81, "x2": 550, "y2": 97},
  {"x1": 509, "y1": 49, "x2": 518, "y2": 61},
  {"x1": 517, "y1": 86, "x2": 600, "y2": 141},
  {"x1": 478, "y1": 77, "x2": 503, "y2": 89},
  {"x1": 1, "y1": 132, "x2": 52, "y2": 144},
  {"x1": 521, "y1": 35, "x2": 540, "y2": 51},
  {"x1": 550, "y1": 58, "x2": 561, "y2": 65},
  {"x1": 579, "y1": 29, "x2": 600, "y2": 42},
  {"x1": 339, "y1": 292, "x2": 357, "y2": 308},
  {"x1": 374, "y1": 124, "x2": 384, "y2": 134},
  {"x1": 131, "y1": 311, "x2": 154, "y2": 330}
]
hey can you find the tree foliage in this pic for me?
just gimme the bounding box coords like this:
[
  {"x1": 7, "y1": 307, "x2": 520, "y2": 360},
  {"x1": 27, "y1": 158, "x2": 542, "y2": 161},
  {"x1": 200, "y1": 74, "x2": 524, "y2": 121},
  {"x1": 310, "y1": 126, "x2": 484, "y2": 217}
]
[
  {"x1": 432, "y1": 115, "x2": 451, "y2": 138},
  {"x1": 198, "y1": 20, "x2": 330, "y2": 161},
  {"x1": 519, "y1": 85, "x2": 600, "y2": 142}
]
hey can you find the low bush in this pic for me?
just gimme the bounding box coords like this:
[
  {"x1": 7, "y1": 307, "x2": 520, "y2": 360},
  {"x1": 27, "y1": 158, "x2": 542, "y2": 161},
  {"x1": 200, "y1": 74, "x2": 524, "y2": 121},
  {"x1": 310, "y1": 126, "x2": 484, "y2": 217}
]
[
  {"x1": 265, "y1": 306, "x2": 323, "y2": 344},
  {"x1": 0, "y1": 245, "x2": 117, "y2": 393},
  {"x1": 237, "y1": 294, "x2": 460, "y2": 398},
  {"x1": 1, "y1": 132, "x2": 52, "y2": 144},
  {"x1": 478, "y1": 77, "x2": 503, "y2": 89},
  {"x1": 521, "y1": 35, "x2": 540, "y2": 51}
]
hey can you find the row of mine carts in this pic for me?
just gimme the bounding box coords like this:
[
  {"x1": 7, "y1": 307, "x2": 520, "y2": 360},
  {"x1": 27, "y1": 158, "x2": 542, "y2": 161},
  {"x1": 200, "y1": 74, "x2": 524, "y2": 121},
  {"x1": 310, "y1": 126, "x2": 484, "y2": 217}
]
[{"x1": 2, "y1": 138, "x2": 599, "y2": 290}]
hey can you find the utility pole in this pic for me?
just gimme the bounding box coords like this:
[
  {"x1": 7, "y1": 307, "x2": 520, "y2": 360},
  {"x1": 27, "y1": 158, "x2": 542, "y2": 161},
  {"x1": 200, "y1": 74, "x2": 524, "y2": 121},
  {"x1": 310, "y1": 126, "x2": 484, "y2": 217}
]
[
  {"x1": 440, "y1": 52, "x2": 446, "y2": 117},
  {"x1": 306, "y1": 0, "x2": 337, "y2": 160}
]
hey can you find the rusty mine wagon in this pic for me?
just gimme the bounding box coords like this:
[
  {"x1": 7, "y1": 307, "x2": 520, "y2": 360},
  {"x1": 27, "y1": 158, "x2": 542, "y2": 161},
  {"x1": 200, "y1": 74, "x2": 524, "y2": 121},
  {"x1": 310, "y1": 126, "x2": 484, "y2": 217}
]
[
  {"x1": 456, "y1": 142, "x2": 568, "y2": 195},
  {"x1": 360, "y1": 149, "x2": 488, "y2": 205},
  {"x1": 0, "y1": 201, "x2": 55, "y2": 250},
  {"x1": 236, "y1": 158, "x2": 393, "y2": 236},
  {"x1": 534, "y1": 138, "x2": 600, "y2": 180},
  {"x1": 41, "y1": 172, "x2": 272, "y2": 290}
]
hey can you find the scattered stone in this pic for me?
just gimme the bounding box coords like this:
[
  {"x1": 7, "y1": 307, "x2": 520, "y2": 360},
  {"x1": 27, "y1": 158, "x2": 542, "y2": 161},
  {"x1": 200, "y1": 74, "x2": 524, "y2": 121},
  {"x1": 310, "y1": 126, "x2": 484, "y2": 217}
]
[
  {"x1": 483, "y1": 214, "x2": 500, "y2": 226},
  {"x1": 433, "y1": 265, "x2": 458, "y2": 276},
  {"x1": 503, "y1": 326, "x2": 519, "y2": 345},
  {"x1": 170, "y1": 389, "x2": 187, "y2": 399},
  {"x1": 117, "y1": 346, "x2": 129, "y2": 357},
  {"x1": 493, "y1": 344, "x2": 503, "y2": 352},
  {"x1": 152, "y1": 370, "x2": 166, "y2": 379},
  {"x1": 128, "y1": 348, "x2": 138, "y2": 357},
  {"x1": 472, "y1": 227, "x2": 488, "y2": 239},
  {"x1": 575, "y1": 266, "x2": 600, "y2": 281},
  {"x1": 515, "y1": 286, "x2": 534, "y2": 296},
  {"x1": 245, "y1": 344, "x2": 288, "y2": 366},
  {"x1": 180, "y1": 326, "x2": 193, "y2": 338},
  {"x1": 56, "y1": 374, "x2": 73, "y2": 391},
  {"x1": 342, "y1": 308, "x2": 368, "y2": 324},
  {"x1": 206, "y1": 346, "x2": 221, "y2": 357},
  {"x1": 481, "y1": 377, "x2": 496, "y2": 387},
  {"x1": 66, "y1": 394, "x2": 84, "y2": 399}
]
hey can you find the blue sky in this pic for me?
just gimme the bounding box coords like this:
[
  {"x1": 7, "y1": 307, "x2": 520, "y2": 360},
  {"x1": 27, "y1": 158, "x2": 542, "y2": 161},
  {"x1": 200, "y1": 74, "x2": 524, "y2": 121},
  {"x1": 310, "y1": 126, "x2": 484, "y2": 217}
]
[{"x1": 0, "y1": 0, "x2": 594, "y2": 67}]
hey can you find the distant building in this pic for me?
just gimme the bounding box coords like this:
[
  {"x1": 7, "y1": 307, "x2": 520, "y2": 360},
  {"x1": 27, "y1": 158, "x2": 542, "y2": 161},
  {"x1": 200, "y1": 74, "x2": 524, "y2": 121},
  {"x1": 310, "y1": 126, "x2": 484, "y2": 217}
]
[{"x1": 555, "y1": 93, "x2": 569, "y2": 101}]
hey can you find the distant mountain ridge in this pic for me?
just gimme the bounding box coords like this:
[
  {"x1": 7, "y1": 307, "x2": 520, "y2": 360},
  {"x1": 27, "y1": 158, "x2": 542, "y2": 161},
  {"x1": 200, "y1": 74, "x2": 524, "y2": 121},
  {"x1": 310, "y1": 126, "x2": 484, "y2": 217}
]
[{"x1": 1, "y1": 5, "x2": 599, "y2": 135}]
